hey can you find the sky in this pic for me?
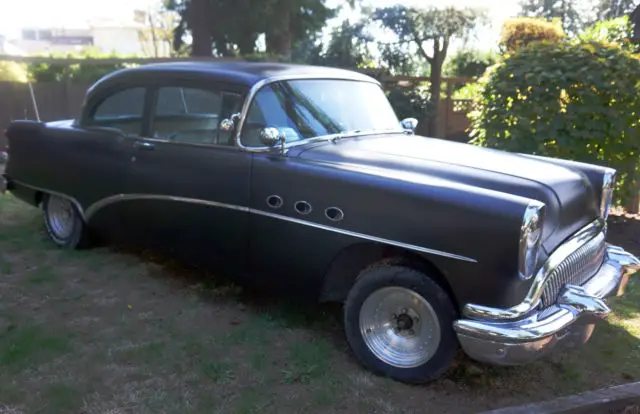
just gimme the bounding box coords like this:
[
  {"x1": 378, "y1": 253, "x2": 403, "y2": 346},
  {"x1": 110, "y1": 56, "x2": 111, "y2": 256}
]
[{"x1": 0, "y1": 0, "x2": 521, "y2": 50}]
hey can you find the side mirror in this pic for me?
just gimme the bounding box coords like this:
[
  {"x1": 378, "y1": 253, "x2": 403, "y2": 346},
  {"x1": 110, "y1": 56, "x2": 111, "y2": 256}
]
[
  {"x1": 260, "y1": 127, "x2": 286, "y2": 153},
  {"x1": 220, "y1": 112, "x2": 242, "y2": 132},
  {"x1": 401, "y1": 118, "x2": 418, "y2": 133}
]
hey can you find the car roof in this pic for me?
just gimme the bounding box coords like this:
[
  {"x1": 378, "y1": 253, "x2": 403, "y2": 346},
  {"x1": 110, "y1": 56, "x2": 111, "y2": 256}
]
[{"x1": 92, "y1": 61, "x2": 379, "y2": 90}]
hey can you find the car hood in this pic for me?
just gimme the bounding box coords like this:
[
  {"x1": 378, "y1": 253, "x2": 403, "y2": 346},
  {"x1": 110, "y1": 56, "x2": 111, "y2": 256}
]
[{"x1": 294, "y1": 134, "x2": 600, "y2": 251}]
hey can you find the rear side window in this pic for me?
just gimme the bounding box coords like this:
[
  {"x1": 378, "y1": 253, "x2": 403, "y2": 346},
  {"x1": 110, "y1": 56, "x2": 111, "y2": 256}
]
[
  {"x1": 151, "y1": 86, "x2": 242, "y2": 146},
  {"x1": 88, "y1": 87, "x2": 145, "y2": 135}
]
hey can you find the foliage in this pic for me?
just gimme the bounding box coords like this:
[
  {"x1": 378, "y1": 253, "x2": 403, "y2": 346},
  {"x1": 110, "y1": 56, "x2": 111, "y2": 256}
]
[
  {"x1": 518, "y1": 0, "x2": 586, "y2": 35},
  {"x1": 451, "y1": 81, "x2": 482, "y2": 100},
  {"x1": 373, "y1": 5, "x2": 487, "y2": 133},
  {"x1": 443, "y1": 49, "x2": 498, "y2": 78},
  {"x1": 320, "y1": 19, "x2": 374, "y2": 68},
  {"x1": 579, "y1": 15, "x2": 639, "y2": 53},
  {"x1": 594, "y1": 0, "x2": 638, "y2": 20},
  {"x1": 385, "y1": 84, "x2": 434, "y2": 122},
  {"x1": 27, "y1": 50, "x2": 138, "y2": 84},
  {"x1": 499, "y1": 17, "x2": 566, "y2": 52},
  {"x1": 167, "y1": 0, "x2": 352, "y2": 58},
  {"x1": 0, "y1": 62, "x2": 28, "y2": 83},
  {"x1": 469, "y1": 41, "x2": 640, "y2": 205}
]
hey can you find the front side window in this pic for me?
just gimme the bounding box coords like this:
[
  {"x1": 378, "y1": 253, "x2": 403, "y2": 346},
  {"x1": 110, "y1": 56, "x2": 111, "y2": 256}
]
[
  {"x1": 241, "y1": 79, "x2": 401, "y2": 147},
  {"x1": 88, "y1": 87, "x2": 145, "y2": 136},
  {"x1": 152, "y1": 86, "x2": 242, "y2": 146}
]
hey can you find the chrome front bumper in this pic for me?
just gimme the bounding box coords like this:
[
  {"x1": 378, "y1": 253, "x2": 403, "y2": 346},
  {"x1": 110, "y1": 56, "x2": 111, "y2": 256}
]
[{"x1": 453, "y1": 244, "x2": 640, "y2": 366}]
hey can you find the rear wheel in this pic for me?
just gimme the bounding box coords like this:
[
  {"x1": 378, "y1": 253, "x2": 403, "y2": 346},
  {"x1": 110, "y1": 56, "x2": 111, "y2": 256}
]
[
  {"x1": 344, "y1": 265, "x2": 458, "y2": 383},
  {"x1": 43, "y1": 194, "x2": 91, "y2": 249}
]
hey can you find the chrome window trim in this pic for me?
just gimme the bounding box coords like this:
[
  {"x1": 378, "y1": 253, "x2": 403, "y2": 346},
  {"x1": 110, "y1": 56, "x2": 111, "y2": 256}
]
[
  {"x1": 464, "y1": 218, "x2": 607, "y2": 321},
  {"x1": 233, "y1": 74, "x2": 402, "y2": 153},
  {"x1": 78, "y1": 193, "x2": 475, "y2": 263},
  {"x1": 124, "y1": 135, "x2": 242, "y2": 151}
]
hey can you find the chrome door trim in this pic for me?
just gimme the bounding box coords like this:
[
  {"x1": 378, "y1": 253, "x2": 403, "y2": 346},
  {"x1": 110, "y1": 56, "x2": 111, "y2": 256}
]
[
  {"x1": 83, "y1": 193, "x2": 477, "y2": 263},
  {"x1": 11, "y1": 180, "x2": 87, "y2": 221}
]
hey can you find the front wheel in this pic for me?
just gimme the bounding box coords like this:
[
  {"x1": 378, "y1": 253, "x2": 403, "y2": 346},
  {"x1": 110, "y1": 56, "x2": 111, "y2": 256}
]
[
  {"x1": 344, "y1": 265, "x2": 459, "y2": 384},
  {"x1": 43, "y1": 194, "x2": 91, "y2": 249}
]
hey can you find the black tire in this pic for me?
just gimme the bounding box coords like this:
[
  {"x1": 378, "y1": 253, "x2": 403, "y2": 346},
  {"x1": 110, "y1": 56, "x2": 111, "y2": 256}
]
[
  {"x1": 344, "y1": 265, "x2": 459, "y2": 384},
  {"x1": 42, "y1": 193, "x2": 91, "y2": 249}
]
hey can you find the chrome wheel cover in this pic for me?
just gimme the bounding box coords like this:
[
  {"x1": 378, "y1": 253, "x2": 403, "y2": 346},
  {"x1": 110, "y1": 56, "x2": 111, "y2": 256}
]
[
  {"x1": 47, "y1": 196, "x2": 75, "y2": 240},
  {"x1": 359, "y1": 286, "x2": 441, "y2": 368}
]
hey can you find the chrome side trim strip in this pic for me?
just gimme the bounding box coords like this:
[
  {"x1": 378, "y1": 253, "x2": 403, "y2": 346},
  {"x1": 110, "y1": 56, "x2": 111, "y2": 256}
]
[
  {"x1": 463, "y1": 218, "x2": 606, "y2": 322},
  {"x1": 12, "y1": 180, "x2": 87, "y2": 220},
  {"x1": 84, "y1": 194, "x2": 248, "y2": 219},
  {"x1": 84, "y1": 193, "x2": 477, "y2": 263}
]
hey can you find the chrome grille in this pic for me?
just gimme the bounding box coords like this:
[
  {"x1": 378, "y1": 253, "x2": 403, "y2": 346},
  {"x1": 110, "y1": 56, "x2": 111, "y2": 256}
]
[{"x1": 540, "y1": 231, "x2": 606, "y2": 308}]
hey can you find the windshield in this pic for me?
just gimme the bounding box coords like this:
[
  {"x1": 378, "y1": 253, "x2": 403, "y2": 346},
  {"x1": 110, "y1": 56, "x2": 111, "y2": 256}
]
[{"x1": 241, "y1": 79, "x2": 401, "y2": 147}]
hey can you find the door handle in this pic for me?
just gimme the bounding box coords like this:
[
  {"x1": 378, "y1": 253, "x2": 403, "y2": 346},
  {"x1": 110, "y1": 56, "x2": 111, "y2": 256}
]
[{"x1": 133, "y1": 140, "x2": 155, "y2": 151}]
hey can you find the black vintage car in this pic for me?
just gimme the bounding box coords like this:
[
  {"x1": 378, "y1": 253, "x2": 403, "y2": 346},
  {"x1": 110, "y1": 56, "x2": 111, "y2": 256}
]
[{"x1": 1, "y1": 62, "x2": 638, "y2": 383}]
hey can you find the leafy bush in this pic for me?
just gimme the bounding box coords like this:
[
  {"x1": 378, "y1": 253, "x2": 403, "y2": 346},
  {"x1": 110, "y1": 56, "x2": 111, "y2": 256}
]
[
  {"x1": 27, "y1": 49, "x2": 138, "y2": 84},
  {"x1": 469, "y1": 41, "x2": 640, "y2": 205},
  {"x1": 0, "y1": 61, "x2": 28, "y2": 82},
  {"x1": 451, "y1": 81, "x2": 482, "y2": 100},
  {"x1": 385, "y1": 84, "x2": 434, "y2": 121},
  {"x1": 579, "y1": 16, "x2": 639, "y2": 53},
  {"x1": 499, "y1": 17, "x2": 566, "y2": 52},
  {"x1": 444, "y1": 49, "x2": 498, "y2": 78}
]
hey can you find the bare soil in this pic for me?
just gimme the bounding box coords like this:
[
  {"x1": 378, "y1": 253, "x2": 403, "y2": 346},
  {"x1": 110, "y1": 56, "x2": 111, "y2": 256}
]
[{"x1": 0, "y1": 190, "x2": 638, "y2": 414}]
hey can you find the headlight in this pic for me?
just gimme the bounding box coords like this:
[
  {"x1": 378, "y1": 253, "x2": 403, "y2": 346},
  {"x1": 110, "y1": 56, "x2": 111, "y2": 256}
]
[
  {"x1": 600, "y1": 169, "x2": 616, "y2": 220},
  {"x1": 519, "y1": 200, "x2": 545, "y2": 280}
]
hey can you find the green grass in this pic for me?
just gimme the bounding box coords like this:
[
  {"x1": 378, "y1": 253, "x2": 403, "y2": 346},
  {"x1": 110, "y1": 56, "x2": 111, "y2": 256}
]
[{"x1": 0, "y1": 324, "x2": 71, "y2": 373}]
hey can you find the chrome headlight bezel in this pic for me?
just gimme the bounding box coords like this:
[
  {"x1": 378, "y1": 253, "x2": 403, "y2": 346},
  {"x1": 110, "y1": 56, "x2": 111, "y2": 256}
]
[
  {"x1": 600, "y1": 168, "x2": 616, "y2": 220},
  {"x1": 518, "y1": 200, "x2": 545, "y2": 280}
]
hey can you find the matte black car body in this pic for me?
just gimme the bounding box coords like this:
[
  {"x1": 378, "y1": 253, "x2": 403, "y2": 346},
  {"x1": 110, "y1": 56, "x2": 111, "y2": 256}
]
[{"x1": 2, "y1": 62, "x2": 638, "y2": 382}]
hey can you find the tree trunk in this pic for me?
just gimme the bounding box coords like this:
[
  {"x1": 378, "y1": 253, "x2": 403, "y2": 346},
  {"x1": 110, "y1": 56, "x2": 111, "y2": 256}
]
[
  {"x1": 265, "y1": 7, "x2": 292, "y2": 59},
  {"x1": 428, "y1": 48, "x2": 444, "y2": 137},
  {"x1": 187, "y1": 0, "x2": 212, "y2": 57}
]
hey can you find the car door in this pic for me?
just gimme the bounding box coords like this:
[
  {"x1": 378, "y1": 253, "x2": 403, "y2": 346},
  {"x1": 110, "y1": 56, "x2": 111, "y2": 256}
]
[
  {"x1": 72, "y1": 85, "x2": 149, "y2": 241},
  {"x1": 121, "y1": 80, "x2": 251, "y2": 272}
]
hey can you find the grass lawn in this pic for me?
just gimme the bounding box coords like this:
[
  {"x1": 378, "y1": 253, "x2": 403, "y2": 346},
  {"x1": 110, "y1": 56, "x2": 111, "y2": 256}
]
[{"x1": 0, "y1": 190, "x2": 638, "y2": 413}]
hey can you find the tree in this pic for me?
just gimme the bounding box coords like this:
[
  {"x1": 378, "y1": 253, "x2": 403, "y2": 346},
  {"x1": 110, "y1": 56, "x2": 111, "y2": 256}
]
[
  {"x1": 134, "y1": 7, "x2": 181, "y2": 57},
  {"x1": 320, "y1": 19, "x2": 373, "y2": 68},
  {"x1": 519, "y1": 0, "x2": 584, "y2": 35},
  {"x1": 443, "y1": 49, "x2": 498, "y2": 78},
  {"x1": 373, "y1": 5, "x2": 487, "y2": 135},
  {"x1": 580, "y1": 15, "x2": 639, "y2": 52},
  {"x1": 595, "y1": 0, "x2": 638, "y2": 20},
  {"x1": 166, "y1": 0, "x2": 350, "y2": 58}
]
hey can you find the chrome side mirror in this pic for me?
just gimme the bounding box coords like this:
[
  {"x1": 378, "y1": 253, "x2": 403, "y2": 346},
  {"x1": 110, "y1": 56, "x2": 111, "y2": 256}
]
[
  {"x1": 260, "y1": 127, "x2": 286, "y2": 153},
  {"x1": 220, "y1": 112, "x2": 242, "y2": 132},
  {"x1": 260, "y1": 127, "x2": 283, "y2": 146},
  {"x1": 401, "y1": 118, "x2": 418, "y2": 133}
]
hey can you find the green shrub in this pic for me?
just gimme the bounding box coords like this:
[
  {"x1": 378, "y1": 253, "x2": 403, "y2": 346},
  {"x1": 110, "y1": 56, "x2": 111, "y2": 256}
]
[
  {"x1": 469, "y1": 41, "x2": 640, "y2": 205},
  {"x1": 27, "y1": 49, "x2": 139, "y2": 84},
  {"x1": 444, "y1": 49, "x2": 498, "y2": 78},
  {"x1": 579, "y1": 16, "x2": 639, "y2": 54},
  {"x1": 0, "y1": 61, "x2": 28, "y2": 82},
  {"x1": 499, "y1": 17, "x2": 566, "y2": 52},
  {"x1": 385, "y1": 84, "x2": 434, "y2": 121}
]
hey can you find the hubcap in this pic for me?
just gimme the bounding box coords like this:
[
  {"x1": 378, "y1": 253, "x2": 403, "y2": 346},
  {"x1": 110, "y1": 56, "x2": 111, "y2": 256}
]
[
  {"x1": 359, "y1": 286, "x2": 441, "y2": 368},
  {"x1": 47, "y1": 196, "x2": 75, "y2": 239}
]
